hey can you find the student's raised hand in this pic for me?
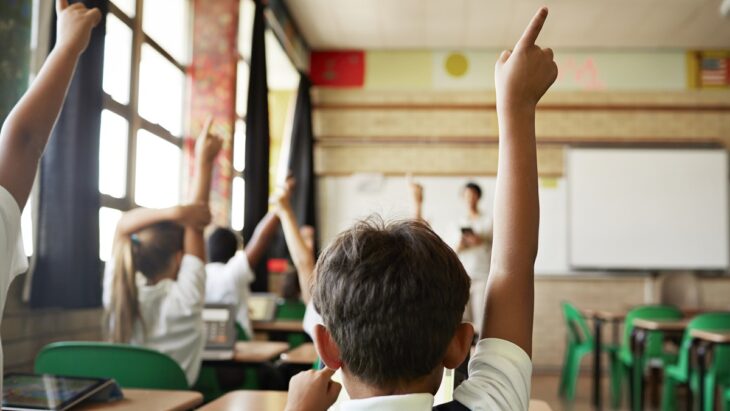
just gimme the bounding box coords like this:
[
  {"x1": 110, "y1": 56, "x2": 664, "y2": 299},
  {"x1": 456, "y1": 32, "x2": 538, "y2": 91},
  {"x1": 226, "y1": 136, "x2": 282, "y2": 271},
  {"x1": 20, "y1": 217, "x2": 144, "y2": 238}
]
[
  {"x1": 175, "y1": 203, "x2": 211, "y2": 230},
  {"x1": 284, "y1": 368, "x2": 342, "y2": 411},
  {"x1": 495, "y1": 7, "x2": 557, "y2": 110},
  {"x1": 55, "y1": 0, "x2": 102, "y2": 57},
  {"x1": 410, "y1": 181, "x2": 423, "y2": 205},
  {"x1": 195, "y1": 117, "x2": 224, "y2": 164}
]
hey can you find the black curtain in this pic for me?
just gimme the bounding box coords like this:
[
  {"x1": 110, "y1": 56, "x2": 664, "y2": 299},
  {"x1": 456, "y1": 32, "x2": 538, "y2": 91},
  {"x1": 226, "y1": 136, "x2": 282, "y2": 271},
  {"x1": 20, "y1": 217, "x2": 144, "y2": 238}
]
[
  {"x1": 243, "y1": 0, "x2": 271, "y2": 292},
  {"x1": 287, "y1": 74, "x2": 317, "y2": 244},
  {"x1": 30, "y1": 0, "x2": 107, "y2": 308}
]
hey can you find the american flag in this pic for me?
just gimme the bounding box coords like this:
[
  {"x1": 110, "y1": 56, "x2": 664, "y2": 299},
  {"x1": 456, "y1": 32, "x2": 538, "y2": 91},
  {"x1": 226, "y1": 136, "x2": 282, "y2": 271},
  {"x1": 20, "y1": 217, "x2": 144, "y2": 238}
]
[{"x1": 700, "y1": 57, "x2": 729, "y2": 86}]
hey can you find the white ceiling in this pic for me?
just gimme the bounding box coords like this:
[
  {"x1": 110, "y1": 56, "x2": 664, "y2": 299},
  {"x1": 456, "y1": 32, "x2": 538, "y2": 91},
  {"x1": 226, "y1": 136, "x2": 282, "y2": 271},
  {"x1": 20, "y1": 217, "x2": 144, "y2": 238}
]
[{"x1": 283, "y1": 0, "x2": 730, "y2": 50}]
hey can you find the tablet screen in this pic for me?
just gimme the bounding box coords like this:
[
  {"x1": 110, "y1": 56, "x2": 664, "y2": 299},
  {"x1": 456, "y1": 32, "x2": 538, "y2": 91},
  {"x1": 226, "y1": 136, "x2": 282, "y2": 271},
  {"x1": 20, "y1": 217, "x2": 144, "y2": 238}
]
[{"x1": 3, "y1": 374, "x2": 104, "y2": 410}]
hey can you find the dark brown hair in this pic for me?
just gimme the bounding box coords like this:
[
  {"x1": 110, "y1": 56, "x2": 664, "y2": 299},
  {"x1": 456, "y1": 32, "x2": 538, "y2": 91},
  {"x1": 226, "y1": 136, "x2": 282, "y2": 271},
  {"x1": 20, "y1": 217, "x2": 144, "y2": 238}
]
[
  {"x1": 312, "y1": 217, "x2": 470, "y2": 388},
  {"x1": 107, "y1": 222, "x2": 184, "y2": 343}
]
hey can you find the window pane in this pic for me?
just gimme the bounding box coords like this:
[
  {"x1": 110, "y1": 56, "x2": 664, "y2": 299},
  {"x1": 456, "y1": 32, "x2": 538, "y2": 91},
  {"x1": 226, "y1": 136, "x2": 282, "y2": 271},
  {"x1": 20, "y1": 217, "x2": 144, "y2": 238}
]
[
  {"x1": 266, "y1": 30, "x2": 299, "y2": 90},
  {"x1": 236, "y1": 61, "x2": 249, "y2": 117},
  {"x1": 99, "y1": 110, "x2": 129, "y2": 198},
  {"x1": 21, "y1": 201, "x2": 32, "y2": 256},
  {"x1": 135, "y1": 130, "x2": 181, "y2": 208},
  {"x1": 233, "y1": 120, "x2": 246, "y2": 172},
  {"x1": 111, "y1": 0, "x2": 135, "y2": 17},
  {"x1": 143, "y1": 0, "x2": 189, "y2": 63},
  {"x1": 231, "y1": 176, "x2": 244, "y2": 231},
  {"x1": 99, "y1": 207, "x2": 123, "y2": 261},
  {"x1": 139, "y1": 45, "x2": 184, "y2": 136},
  {"x1": 238, "y1": 0, "x2": 255, "y2": 60},
  {"x1": 103, "y1": 14, "x2": 132, "y2": 104}
]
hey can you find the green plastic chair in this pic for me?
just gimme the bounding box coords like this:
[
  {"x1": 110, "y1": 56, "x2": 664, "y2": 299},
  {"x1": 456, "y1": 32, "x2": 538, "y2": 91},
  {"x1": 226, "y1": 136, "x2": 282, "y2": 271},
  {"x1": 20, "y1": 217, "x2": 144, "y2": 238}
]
[
  {"x1": 618, "y1": 305, "x2": 683, "y2": 411},
  {"x1": 236, "y1": 323, "x2": 250, "y2": 341},
  {"x1": 35, "y1": 341, "x2": 188, "y2": 390},
  {"x1": 660, "y1": 312, "x2": 730, "y2": 411},
  {"x1": 559, "y1": 302, "x2": 621, "y2": 407},
  {"x1": 276, "y1": 299, "x2": 308, "y2": 348}
]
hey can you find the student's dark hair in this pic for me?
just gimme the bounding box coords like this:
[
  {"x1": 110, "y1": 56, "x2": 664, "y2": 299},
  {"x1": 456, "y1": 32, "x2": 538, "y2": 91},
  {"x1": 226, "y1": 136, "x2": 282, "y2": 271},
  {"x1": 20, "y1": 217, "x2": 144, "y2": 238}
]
[
  {"x1": 207, "y1": 227, "x2": 240, "y2": 263},
  {"x1": 464, "y1": 181, "x2": 482, "y2": 199},
  {"x1": 107, "y1": 222, "x2": 184, "y2": 343},
  {"x1": 312, "y1": 217, "x2": 470, "y2": 388}
]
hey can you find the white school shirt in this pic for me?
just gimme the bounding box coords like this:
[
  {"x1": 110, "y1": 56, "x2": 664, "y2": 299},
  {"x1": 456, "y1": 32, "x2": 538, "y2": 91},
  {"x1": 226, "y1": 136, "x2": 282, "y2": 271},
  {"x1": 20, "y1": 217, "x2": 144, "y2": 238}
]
[
  {"x1": 302, "y1": 301, "x2": 323, "y2": 340},
  {"x1": 204, "y1": 252, "x2": 255, "y2": 339},
  {"x1": 453, "y1": 214, "x2": 493, "y2": 281},
  {"x1": 0, "y1": 187, "x2": 28, "y2": 394},
  {"x1": 103, "y1": 254, "x2": 206, "y2": 386},
  {"x1": 335, "y1": 338, "x2": 532, "y2": 411}
]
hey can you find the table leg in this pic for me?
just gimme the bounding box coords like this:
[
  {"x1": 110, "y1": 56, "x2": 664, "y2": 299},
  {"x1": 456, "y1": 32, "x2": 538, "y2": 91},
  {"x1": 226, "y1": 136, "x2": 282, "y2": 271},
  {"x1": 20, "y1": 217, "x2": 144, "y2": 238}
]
[
  {"x1": 696, "y1": 341, "x2": 710, "y2": 411},
  {"x1": 594, "y1": 317, "x2": 604, "y2": 409}
]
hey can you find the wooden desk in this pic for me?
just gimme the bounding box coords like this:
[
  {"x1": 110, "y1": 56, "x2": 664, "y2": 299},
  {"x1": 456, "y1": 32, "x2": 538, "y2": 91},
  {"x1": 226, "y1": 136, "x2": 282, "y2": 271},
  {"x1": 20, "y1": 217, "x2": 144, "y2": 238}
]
[
  {"x1": 580, "y1": 308, "x2": 624, "y2": 409},
  {"x1": 691, "y1": 328, "x2": 730, "y2": 411},
  {"x1": 234, "y1": 341, "x2": 290, "y2": 363},
  {"x1": 632, "y1": 318, "x2": 689, "y2": 332},
  {"x1": 201, "y1": 391, "x2": 553, "y2": 411},
  {"x1": 280, "y1": 342, "x2": 318, "y2": 366},
  {"x1": 252, "y1": 320, "x2": 304, "y2": 333},
  {"x1": 78, "y1": 389, "x2": 203, "y2": 411}
]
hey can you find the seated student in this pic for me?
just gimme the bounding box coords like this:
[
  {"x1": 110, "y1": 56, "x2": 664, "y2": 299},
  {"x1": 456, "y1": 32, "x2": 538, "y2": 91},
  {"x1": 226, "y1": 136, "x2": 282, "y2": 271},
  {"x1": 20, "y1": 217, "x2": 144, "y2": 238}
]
[
  {"x1": 269, "y1": 182, "x2": 322, "y2": 337},
  {"x1": 285, "y1": 7, "x2": 557, "y2": 411},
  {"x1": 103, "y1": 120, "x2": 222, "y2": 386},
  {"x1": 0, "y1": 0, "x2": 100, "y2": 392},
  {"x1": 205, "y1": 211, "x2": 280, "y2": 340}
]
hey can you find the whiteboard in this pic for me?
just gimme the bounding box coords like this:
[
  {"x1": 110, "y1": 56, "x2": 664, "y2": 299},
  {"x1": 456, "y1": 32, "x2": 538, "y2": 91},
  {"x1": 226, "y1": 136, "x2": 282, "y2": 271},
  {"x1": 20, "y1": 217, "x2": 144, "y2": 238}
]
[
  {"x1": 567, "y1": 148, "x2": 729, "y2": 270},
  {"x1": 316, "y1": 175, "x2": 569, "y2": 274}
]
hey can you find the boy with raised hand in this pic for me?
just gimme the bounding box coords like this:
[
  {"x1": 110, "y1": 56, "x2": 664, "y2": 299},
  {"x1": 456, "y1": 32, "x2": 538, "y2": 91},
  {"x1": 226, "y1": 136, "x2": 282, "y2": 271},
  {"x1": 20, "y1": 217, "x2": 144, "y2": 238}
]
[
  {"x1": 285, "y1": 7, "x2": 557, "y2": 411},
  {"x1": 0, "y1": 0, "x2": 101, "y2": 391}
]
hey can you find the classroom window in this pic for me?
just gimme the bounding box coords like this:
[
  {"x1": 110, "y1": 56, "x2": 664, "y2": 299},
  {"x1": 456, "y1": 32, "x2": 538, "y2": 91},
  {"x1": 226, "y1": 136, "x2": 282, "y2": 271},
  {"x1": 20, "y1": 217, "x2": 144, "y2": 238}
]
[
  {"x1": 231, "y1": 176, "x2": 245, "y2": 231},
  {"x1": 99, "y1": 207, "x2": 123, "y2": 262},
  {"x1": 138, "y1": 44, "x2": 185, "y2": 137},
  {"x1": 99, "y1": 110, "x2": 129, "y2": 199},
  {"x1": 233, "y1": 120, "x2": 246, "y2": 172},
  {"x1": 102, "y1": 14, "x2": 132, "y2": 105},
  {"x1": 134, "y1": 129, "x2": 182, "y2": 209},
  {"x1": 99, "y1": 0, "x2": 190, "y2": 260}
]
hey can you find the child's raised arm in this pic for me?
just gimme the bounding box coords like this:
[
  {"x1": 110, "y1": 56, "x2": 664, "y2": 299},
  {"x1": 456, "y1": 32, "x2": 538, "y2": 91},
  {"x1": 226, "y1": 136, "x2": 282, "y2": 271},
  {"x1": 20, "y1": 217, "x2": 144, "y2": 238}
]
[
  {"x1": 481, "y1": 7, "x2": 557, "y2": 356},
  {"x1": 114, "y1": 205, "x2": 211, "y2": 241},
  {"x1": 185, "y1": 118, "x2": 222, "y2": 260},
  {"x1": 0, "y1": 0, "x2": 101, "y2": 208},
  {"x1": 272, "y1": 182, "x2": 316, "y2": 302},
  {"x1": 243, "y1": 212, "x2": 279, "y2": 268}
]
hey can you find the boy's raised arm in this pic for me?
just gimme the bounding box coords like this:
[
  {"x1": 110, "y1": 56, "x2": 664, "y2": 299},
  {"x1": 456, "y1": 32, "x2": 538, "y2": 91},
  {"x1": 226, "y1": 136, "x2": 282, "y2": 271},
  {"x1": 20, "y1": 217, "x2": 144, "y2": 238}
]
[
  {"x1": 185, "y1": 118, "x2": 222, "y2": 260},
  {"x1": 0, "y1": 0, "x2": 101, "y2": 209},
  {"x1": 481, "y1": 7, "x2": 557, "y2": 356}
]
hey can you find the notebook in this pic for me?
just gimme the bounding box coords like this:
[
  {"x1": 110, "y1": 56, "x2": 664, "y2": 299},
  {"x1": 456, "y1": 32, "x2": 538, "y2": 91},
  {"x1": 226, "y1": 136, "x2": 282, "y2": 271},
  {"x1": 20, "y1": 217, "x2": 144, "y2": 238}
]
[
  {"x1": 201, "y1": 304, "x2": 237, "y2": 361},
  {"x1": 3, "y1": 373, "x2": 122, "y2": 411}
]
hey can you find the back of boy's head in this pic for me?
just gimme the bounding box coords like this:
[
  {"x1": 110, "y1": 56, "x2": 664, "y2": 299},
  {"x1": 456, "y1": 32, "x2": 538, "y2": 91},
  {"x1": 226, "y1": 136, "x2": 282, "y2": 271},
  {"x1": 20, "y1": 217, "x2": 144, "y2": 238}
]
[
  {"x1": 312, "y1": 217, "x2": 470, "y2": 388},
  {"x1": 207, "y1": 227, "x2": 240, "y2": 263}
]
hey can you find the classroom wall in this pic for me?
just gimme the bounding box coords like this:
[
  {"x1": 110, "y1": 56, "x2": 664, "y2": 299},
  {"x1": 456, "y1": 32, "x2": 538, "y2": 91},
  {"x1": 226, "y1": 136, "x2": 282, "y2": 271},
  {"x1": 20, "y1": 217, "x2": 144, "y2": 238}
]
[
  {"x1": 1, "y1": 277, "x2": 102, "y2": 373},
  {"x1": 311, "y1": 50, "x2": 730, "y2": 369}
]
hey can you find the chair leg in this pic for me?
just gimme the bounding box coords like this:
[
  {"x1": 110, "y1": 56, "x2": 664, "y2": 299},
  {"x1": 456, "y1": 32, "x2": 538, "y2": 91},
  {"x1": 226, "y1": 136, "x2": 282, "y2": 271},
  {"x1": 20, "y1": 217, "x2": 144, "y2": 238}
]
[
  {"x1": 558, "y1": 346, "x2": 572, "y2": 397},
  {"x1": 609, "y1": 353, "x2": 623, "y2": 409},
  {"x1": 632, "y1": 358, "x2": 644, "y2": 411},
  {"x1": 702, "y1": 374, "x2": 716, "y2": 411},
  {"x1": 565, "y1": 351, "x2": 582, "y2": 402},
  {"x1": 660, "y1": 374, "x2": 678, "y2": 411}
]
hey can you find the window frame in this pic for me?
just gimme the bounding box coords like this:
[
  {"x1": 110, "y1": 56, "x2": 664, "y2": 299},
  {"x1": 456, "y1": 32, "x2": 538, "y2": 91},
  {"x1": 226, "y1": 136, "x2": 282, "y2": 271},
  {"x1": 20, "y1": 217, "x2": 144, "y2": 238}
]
[{"x1": 100, "y1": 0, "x2": 190, "y2": 259}]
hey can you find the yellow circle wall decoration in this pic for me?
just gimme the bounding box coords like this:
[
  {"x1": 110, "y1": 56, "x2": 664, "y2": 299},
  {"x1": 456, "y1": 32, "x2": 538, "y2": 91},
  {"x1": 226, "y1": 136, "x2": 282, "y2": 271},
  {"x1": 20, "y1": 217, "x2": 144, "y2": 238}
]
[{"x1": 445, "y1": 53, "x2": 469, "y2": 78}]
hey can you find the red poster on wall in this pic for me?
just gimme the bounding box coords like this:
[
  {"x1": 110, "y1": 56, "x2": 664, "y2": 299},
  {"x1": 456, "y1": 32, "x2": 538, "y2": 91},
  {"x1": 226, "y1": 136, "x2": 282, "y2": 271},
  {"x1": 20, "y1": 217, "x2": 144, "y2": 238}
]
[{"x1": 310, "y1": 51, "x2": 365, "y2": 87}]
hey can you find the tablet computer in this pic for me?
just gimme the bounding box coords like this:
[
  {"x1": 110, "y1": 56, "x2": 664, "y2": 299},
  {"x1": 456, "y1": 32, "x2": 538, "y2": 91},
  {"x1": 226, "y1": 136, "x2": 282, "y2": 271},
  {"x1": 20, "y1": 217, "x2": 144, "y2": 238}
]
[{"x1": 3, "y1": 373, "x2": 118, "y2": 411}]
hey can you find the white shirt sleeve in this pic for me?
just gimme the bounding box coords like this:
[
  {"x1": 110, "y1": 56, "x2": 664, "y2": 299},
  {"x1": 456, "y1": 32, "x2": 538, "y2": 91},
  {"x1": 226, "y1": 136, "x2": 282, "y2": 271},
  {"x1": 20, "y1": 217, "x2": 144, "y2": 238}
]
[
  {"x1": 227, "y1": 252, "x2": 255, "y2": 289},
  {"x1": 166, "y1": 255, "x2": 206, "y2": 313},
  {"x1": 102, "y1": 259, "x2": 114, "y2": 309},
  {"x1": 0, "y1": 186, "x2": 28, "y2": 281},
  {"x1": 303, "y1": 301, "x2": 323, "y2": 340},
  {"x1": 453, "y1": 338, "x2": 532, "y2": 411}
]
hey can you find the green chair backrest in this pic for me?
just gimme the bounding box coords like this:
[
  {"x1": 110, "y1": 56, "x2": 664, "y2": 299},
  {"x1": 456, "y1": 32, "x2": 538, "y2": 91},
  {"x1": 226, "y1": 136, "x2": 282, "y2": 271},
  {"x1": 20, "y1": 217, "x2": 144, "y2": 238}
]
[
  {"x1": 561, "y1": 301, "x2": 594, "y2": 346},
  {"x1": 236, "y1": 322, "x2": 250, "y2": 341},
  {"x1": 35, "y1": 342, "x2": 188, "y2": 390},
  {"x1": 620, "y1": 305, "x2": 683, "y2": 359},
  {"x1": 276, "y1": 299, "x2": 306, "y2": 320},
  {"x1": 674, "y1": 312, "x2": 730, "y2": 378}
]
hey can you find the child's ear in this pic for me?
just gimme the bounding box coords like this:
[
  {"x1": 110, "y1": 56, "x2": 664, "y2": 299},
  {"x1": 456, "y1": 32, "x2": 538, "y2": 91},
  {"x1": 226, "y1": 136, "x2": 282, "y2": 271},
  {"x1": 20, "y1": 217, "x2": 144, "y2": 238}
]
[
  {"x1": 442, "y1": 323, "x2": 474, "y2": 369},
  {"x1": 313, "y1": 324, "x2": 342, "y2": 370}
]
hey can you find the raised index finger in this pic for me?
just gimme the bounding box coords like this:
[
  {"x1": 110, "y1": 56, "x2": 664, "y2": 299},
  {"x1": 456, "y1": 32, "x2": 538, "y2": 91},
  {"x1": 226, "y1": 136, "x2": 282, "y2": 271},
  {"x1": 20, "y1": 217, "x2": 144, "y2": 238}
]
[
  {"x1": 201, "y1": 116, "x2": 213, "y2": 136},
  {"x1": 56, "y1": 0, "x2": 69, "y2": 13},
  {"x1": 516, "y1": 7, "x2": 548, "y2": 50}
]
